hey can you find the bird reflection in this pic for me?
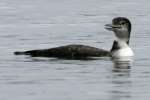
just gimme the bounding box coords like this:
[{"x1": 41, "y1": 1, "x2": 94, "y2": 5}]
[
  {"x1": 112, "y1": 56, "x2": 133, "y2": 72},
  {"x1": 108, "y1": 57, "x2": 133, "y2": 100}
]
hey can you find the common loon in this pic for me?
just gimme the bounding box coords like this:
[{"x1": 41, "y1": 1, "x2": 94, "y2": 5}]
[{"x1": 14, "y1": 17, "x2": 134, "y2": 59}]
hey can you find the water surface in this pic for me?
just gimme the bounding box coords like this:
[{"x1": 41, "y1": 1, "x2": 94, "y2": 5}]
[{"x1": 0, "y1": 0, "x2": 150, "y2": 100}]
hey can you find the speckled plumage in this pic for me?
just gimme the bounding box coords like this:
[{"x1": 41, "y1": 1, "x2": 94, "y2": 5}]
[{"x1": 15, "y1": 44, "x2": 110, "y2": 59}]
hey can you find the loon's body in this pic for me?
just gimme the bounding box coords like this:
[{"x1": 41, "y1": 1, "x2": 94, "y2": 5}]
[
  {"x1": 15, "y1": 44, "x2": 110, "y2": 59},
  {"x1": 14, "y1": 17, "x2": 134, "y2": 59}
]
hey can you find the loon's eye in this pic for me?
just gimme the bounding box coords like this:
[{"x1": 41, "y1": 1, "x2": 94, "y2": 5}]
[{"x1": 121, "y1": 22, "x2": 125, "y2": 25}]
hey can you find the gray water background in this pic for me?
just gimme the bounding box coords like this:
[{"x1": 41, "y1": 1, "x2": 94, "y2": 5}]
[{"x1": 0, "y1": 0, "x2": 150, "y2": 100}]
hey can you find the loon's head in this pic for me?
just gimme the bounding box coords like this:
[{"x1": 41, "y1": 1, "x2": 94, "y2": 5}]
[
  {"x1": 105, "y1": 17, "x2": 134, "y2": 58},
  {"x1": 105, "y1": 17, "x2": 131, "y2": 44}
]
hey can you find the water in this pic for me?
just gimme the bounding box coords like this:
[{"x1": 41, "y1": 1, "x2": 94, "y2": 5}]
[{"x1": 0, "y1": 0, "x2": 150, "y2": 100}]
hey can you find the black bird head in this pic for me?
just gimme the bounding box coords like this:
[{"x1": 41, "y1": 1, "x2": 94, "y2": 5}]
[{"x1": 105, "y1": 17, "x2": 131, "y2": 44}]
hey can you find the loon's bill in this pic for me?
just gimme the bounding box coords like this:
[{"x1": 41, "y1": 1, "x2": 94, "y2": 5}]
[{"x1": 14, "y1": 17, "x2": 134, "y2": 59}]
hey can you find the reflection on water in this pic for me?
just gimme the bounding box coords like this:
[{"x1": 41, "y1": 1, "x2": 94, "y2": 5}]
[
  {"x1": 112, "y1": 56, "x2": 133, "y2": 69},
  {"x1": 109, "y1": 58, "x2": 132, "y2": 100}
]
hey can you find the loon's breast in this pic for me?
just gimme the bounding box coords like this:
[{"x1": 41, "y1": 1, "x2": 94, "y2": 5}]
[{"x1": 111, "y1": 46, "x2": 134, "y2": 58}]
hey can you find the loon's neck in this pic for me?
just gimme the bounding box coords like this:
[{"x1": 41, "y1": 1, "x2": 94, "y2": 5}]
[
  {"x1": 111, "y1": 39, "x2": 129, "y2": 52},
  {"x1": 110, "y1": 39, "x2": 134, "y2": 57}
]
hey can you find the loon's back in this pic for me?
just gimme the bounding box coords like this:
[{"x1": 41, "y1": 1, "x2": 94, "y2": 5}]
[{"x1": 15, "y1": 44, "x2": 110, "y2": 59}]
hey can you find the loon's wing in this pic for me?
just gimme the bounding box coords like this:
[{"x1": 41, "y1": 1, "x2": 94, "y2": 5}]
[{"x1": 14, "y1": 44, "x2": 110, "y2": 59}]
